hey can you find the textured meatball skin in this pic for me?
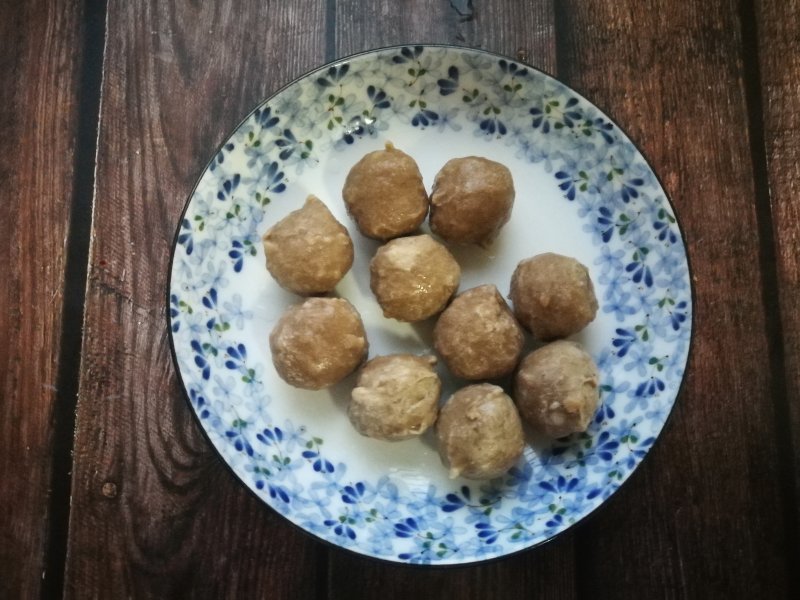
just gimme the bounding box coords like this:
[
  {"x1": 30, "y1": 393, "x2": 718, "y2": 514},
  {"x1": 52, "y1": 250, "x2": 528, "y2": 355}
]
[
  {"x1": 514, "y1": 340, "x2": 600, "y2": 438},
  {"x1": 437, "y1": 384, "x2": 525, "y2": 480},
  {"x1": 510, "y1": 253, "x2": 598, "y2": 340},
  {"x1": 429, "y1": 156, "x2": 515, "y2": 245},
  {"x1": 342, "y1": 142, "x2": 429, "y2": 240},
  {"x1": 349, "y1": 355, "x2": 441, "y2": 441},
  {"x1": 269, "y1": 298, "x2": 368, "y2": 390},
  {"x1": 262, "y1": 195, "x2": 354, "y2": 295},
  {"x1": 370, "y1": 234, "x2": 460, "y2": 322},
  {"x1": 433, "y1": 285, "x2": 524, "y2": 379}
]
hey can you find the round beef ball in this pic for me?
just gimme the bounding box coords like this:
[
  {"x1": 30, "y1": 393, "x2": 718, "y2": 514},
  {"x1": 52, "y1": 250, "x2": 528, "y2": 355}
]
[
  {"x1": 433, "y1": 284, "x2": 524, "y2": 380},
  {"x1": 437, "y1": 384, "x2": 525, "y2": 480},
  {"x1": 342, "y1": 142, "x2": 429, "y2": 240},
  {"x1": 269, "y1": 297, "x2": 368, "y2": 390},
  {"x1": 349, "y1": 354, "x2": 441, "y2": 441},
  {"x1": 509, "y1": 253, "x2": 598, "y2": 340},
  {"x1": 370, "y1": 234, "x2": 460, "y2": 322},
  {"x1": 262, "y1": 195, "x2": 354, "y2": 295},
  {"x1": 514, "y1": 340, "x2": 600, "y2": 438},
  {"x1": 429, "y1": 156, "x2": 515, "y2": 245}
]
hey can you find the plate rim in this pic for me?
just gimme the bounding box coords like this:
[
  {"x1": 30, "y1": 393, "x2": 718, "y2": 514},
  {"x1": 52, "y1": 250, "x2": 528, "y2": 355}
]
[{"x1": 166, "y1": 42, "x2": 696, "y2": 567}]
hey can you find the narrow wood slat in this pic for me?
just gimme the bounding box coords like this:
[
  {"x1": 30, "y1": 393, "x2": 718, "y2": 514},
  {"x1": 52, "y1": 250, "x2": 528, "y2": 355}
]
[
  {"x1": 64, "y1": 1, "x2": 328, "y2": 597},
  {"x1": 328, "y1": 3, "x2": 573, "y2": 598},
  {"x1": 756, "y1": 0, "x2": 800, "y2": 555},
  {"x1": 557, "y1": 0, "x2": 791, "y2": 596},
  {"x1": 0, "y1": 1, "x2": 84, "y2": 597}
]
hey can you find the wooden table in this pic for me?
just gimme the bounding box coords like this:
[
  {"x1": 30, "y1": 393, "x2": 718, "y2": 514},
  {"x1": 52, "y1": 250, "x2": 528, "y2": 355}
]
[{"x1": 2, "y1": 0, "x2": 799, "y2": 597}]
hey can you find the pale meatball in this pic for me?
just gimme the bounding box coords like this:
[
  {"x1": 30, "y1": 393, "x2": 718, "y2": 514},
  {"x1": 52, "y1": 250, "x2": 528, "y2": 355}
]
[
  {"x1": 342, "y1": 142, "x2": 429, "y2": 239},
  {"x1": 269, "y1": 298, "x2": 368, "y2": 390},
  {"x1": 370, "y1": 234, "x2": 460, "y2": 322},
  {"x1": 349, "y1": 354, "x2": 441, "y2": 441},
  {"x1": 509, "y1": 253, "x2": 598, "y2": 340},
  {"x1": 433, "y1": 285, "x2": 524, "y2": 380},
  {"x1": 437, "y1": 384, "x2": 525, "y2": 480},
  {"x1": 262, "y1": 195, "x2": 354, "y2": 295},
  {"x1": 429, "y1": 156, "x2": 515, "y2": 245},
  {"x1": 514, "y1": 340, "x2": 600, "y2": 438}
]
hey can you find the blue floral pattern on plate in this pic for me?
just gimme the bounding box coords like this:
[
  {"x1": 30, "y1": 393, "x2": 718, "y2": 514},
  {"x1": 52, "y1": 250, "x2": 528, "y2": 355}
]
[{"x1": 168, "y1": 45, "x2": 692, "y2": 565}]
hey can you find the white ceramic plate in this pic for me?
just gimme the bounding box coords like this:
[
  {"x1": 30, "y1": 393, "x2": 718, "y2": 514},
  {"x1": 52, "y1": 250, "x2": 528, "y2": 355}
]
[{"x1": 168, "y1": 45, "x2": 692, "y2": 565}]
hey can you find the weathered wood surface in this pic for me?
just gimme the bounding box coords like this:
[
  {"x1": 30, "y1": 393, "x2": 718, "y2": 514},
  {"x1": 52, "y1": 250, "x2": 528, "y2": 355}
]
[
  {"x1": 63, "y1": 1, "x2": 328, "y2": 598},
  {"x1": 0, "y1": 1, "x2": 84, "y2": 597},
  {"x1": 0, "y1": 0, "x2": 797, "y2": 598},
  {"x1": 557, "y1": 0, "x2": 795, "y2": 596},
  {"x1": 755, "y1": 0, "x2": 800, "y2": 582}
]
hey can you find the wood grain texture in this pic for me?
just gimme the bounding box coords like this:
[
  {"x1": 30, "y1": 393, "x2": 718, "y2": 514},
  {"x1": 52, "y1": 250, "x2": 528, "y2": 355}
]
[
  {"x1": 64, "y1": 1, "x2": 328, "y2": 597},
  {"x1": 335, "y1": 0, "x2": 556, "y2": 75},
  {"x1": 328, "y1": 3, "x2": 572, "y2": 598},
  {"x1": 756, "y1": 0, "x2": 800, "y2": 542},
  {"x1": 556, "y1": 0, "x2": 791, "y2": 596},
  {"x1": 0, "y1": 1, "x2": 83, "y2": 597}
]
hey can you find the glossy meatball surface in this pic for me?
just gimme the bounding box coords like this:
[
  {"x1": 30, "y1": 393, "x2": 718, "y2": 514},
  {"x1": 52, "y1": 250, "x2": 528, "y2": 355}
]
[
  {"x1": 370, "y1": 234, "x2": 460, "y2": 322},
  {"x1": 269, "y1": 298, "x2": 368, "y2": 390},
  {"x1": 262, "y1": 195, "x2": 354, "y2": 295},
  {"x1": 349, "y1": 354, "x2": 441, "y2": 441},
  {"x1": 342, "y1": 142, "x2": 429, "y2": 240},
  {"x1": 509, "y1": 253, "x2": 598, "y2": 340},
  {"x1": 514, "y1": 340, "x2": 600, "y2": 438},
  {"x1": 437, "y1": 384, "x2": 524, "y2": 480},
  {"x1": 429, "y1": 156, "x2": 515, "y2": 245},
  {"x1": 433, "y1": 285, "x2": 524, "y2": 379}
]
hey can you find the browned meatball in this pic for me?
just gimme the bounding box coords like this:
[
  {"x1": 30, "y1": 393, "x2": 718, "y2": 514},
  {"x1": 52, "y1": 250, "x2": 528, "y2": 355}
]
[
  {"x1": 349, "y1": 354, "x2": 441, "y2": 441},
  {"x1": 433, "y1": 285, "x2": 524, "y2": 380},
  {"x1": 370, "y1": 234, "x2": 460, "y2": 322},
  {"x1": 429, "y1": 156, "x2": 515, "y2": 245},
  {"x1": 342, "y1": 142, "x2": 429, "y2": 239},
  {"x1": 437, "y1": 384, "x2": 525, "y2": 480},
  {"x1": 514, "y1": 340, "x2": 600, "y2": 438},
  {"x1": 269, "y1": 298, "x2": 368, "y2": 390},
  {"x1": 509, "y1": 253, "x2": 598, "y2": 340},
  {"x1": 262, "y1": 195, "x2": 354, "y2": 295}
]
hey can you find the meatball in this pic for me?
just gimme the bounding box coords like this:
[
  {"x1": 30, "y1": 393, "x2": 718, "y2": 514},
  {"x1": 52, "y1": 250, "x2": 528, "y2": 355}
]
[
  {"x1": 437, "y1": 384, "x2": 525, "y2": 480},
  {"x1": 342, "y1": 142, "x2": 429, "y2": 240},
  {"x1": 509, "y1": 253, "x2": 598, "y2": 340},
  {"x1": 349, "y1": 354, "x2": 441, "y2": 441},
  {"x1": 433, "y1": 285, "x2": 524, "y2": 379},
  {"x1": 370, "y1": 234, "x2": 460, "y2": 322},
  {"x1": 514, "y1": 340, "x2": 600, "y2": 438},
  {"x1": 262, "y1": 195, "x2": 354, "y2": 295},
  {"x1": 269, "y1": 298, "x2": 368, "y2": 390},
  {"x1": 429, "y1": 156, "x2": 515, "y2": 245}
]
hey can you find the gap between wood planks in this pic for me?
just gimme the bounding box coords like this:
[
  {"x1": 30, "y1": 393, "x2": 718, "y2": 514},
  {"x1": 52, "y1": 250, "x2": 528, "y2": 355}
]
[
  {"x1": 738, "y1": 0, "x2": 800, "y2": 594},
  {"x1": 42, "y1": 0, "x2": 108, "y2": 597}
]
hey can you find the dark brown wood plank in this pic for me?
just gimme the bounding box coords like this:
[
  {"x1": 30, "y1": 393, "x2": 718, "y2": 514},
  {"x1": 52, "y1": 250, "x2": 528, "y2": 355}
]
[
  {"x1": 328, "y1": 3, "x2": 572, "y2": 598},
  {"x1": 335, "y1": 0, "x2": 556, "y2": 75},
  {"x1": 64, "y1": 1, "x2": 328, "y2": 597},
  {"x1": 756, "y1": 0, "x2": 800, "y2": 563},
  {"x1": 0, "y1": 1, "x2": 84, "y2": 597},
  {"x1": 556, "y1": 0, "x2": 791, "y2": 596}
]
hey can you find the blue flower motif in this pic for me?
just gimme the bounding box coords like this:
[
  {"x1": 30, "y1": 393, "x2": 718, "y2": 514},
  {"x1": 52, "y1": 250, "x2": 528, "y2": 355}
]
[
  {"x1": 177, "y1": 218, "x2": 194, "y2": 255},
  {"x1": 392, "y1": 45, "x2": 424, "y2": 63},
  {"x1": 169, "y1": 46, "x2": 693, "y2": 564},
  {"x1": 225, "y1": 418, "x2": 254, "y2": 456},
  {"x1": 316, "y1": 63, "x2": 350, "y2": 86},
  {"x1": 603, "y1": 291, "x2": 638, "y2": 321},
  {"x1": 437, "y1": 65, "x2": 459, "y2": 96},
  {"x1": 216, "y1": 174, "x2": 241, "y2": 201}
]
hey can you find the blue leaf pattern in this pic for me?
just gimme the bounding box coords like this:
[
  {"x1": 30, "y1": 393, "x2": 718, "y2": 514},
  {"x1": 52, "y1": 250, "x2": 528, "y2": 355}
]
[{"x1": 168, "y1": 46, "x2": 692, "y2": 565}]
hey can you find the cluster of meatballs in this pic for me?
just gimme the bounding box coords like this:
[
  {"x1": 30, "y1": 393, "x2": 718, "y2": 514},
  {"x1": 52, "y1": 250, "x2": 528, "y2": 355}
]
[{"x1": 264, "y1": 142, "x2": 601, "y2": 480}]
